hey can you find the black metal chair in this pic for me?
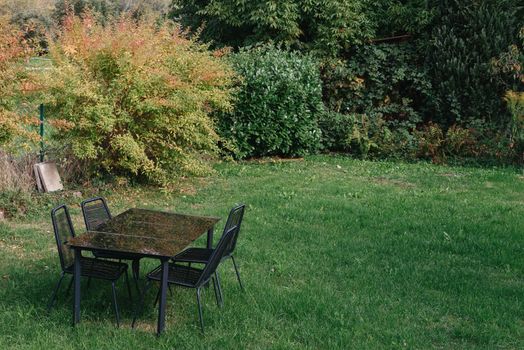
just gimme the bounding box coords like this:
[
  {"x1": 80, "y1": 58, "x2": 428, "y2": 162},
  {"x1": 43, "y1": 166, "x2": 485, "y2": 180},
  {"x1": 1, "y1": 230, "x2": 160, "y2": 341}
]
[
  {"x1": 47, "y1": 204, "x2": 132, "y2": 327},
  {"x1": 81, "y1": 197, "x2": 142, "y2": 281},
  {"x1": 173, "y1": 204, "x2": 246, "y2": 292},
  {"x1": 132, "y1": 227, "x2": 238, "y2": 332}
]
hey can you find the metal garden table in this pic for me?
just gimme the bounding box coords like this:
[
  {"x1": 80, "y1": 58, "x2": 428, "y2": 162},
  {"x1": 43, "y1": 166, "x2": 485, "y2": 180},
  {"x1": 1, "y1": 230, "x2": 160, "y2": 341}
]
[{"x1": 67, "y1": 208, "x2": 220, "y2": 335}]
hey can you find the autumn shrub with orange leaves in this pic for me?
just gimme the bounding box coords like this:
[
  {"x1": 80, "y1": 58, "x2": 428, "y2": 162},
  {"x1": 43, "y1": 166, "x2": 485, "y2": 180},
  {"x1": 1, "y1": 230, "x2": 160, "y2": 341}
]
[
  {"x1": 0, "y1": 16, "x2": 37, "y2": 147},
  {"x1": 40, "y1": 14, "x2": 236, "y2": 185}
]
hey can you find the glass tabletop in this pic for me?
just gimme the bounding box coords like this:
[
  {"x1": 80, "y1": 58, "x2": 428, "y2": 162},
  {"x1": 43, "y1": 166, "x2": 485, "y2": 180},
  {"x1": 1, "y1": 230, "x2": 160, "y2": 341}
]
[{"x1": 67, "y1": 208, "x2": 220, "y2": 258}]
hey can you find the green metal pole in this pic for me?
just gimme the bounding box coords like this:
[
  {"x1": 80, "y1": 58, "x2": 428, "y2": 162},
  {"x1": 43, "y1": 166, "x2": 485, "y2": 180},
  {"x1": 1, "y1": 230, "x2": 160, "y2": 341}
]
[{"x1": 39, "y1": 104, "x2": 44, "y2": 162}]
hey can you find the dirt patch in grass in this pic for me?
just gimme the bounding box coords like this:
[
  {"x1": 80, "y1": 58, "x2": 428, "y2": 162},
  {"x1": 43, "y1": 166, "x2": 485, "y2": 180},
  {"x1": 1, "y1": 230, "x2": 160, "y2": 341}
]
[{"x1": 373, "y1": 177, "x2": 416, "y2": 189}]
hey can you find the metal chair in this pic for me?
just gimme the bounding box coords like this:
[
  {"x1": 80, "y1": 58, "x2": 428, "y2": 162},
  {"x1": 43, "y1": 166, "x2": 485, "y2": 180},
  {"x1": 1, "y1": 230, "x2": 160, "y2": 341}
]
[
  {"x1": 47, "y1": 204, "x2": 132, "y2": 327},
  {"x1": 81, "y1": 197, "x2": 142, "y2": 281},
  {"x1": 173, "y1": 204, "x2": 246, "y2": 292},
  {"x1": 132, "y1": 227, "x2": 238, "y2": 332}
]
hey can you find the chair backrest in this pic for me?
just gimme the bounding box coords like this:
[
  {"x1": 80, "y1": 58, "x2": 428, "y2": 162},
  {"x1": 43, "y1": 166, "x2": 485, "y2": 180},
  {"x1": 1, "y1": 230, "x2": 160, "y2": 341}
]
[
  {"x1": 81, "y1": 197, "x2": 112, "y2": 231},
  {"x1": 196, "y1": 228, "x2": 236, "y2": 286},
  {"x1": 51, "y1": 205, "x2": 76, "y2": 271},
  {"x1": 222, "y1": 204, "x2": 245, "y2": 257}
]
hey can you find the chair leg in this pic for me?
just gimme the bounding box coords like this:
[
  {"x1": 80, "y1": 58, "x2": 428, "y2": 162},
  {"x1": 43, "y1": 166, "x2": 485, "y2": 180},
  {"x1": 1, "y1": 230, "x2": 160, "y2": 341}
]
[
  {"x1": 231, "y1": 256, "x2": 244, "y2": 291},
  {"x1": 153, "y1": 284, "x2": 174, "y2": 308},
  {"x1": 153, "y1": 283, "x2": 174, "y2": 306},
  {"x1": 213, "y1": 276, "x2": 222, "y2": 307},
  {"x1": 132, "y1": 259, "x2": 140, "y2": 281},
  {"x1": 131, "y1": 260, "x2": 141, "y2": 297},
  {"x1": 65, "y1": 275, "x2": 74, "y2": 297},
  {"x1": 154, "y1": 287, "x2": 160, "y2": 307},
  {"x1": 196, "y1": 288, "x2": 204, "y2": 333},
  {"x1": 111, "y1": 282, "x2": 120, "y2": 328},
  {"x1": 214, "y1": 272, "x2": 223, "y2": 307},
  {"x1": 132, "y1": 279, "x2": 152, "y2": 328},
  {"x1": 124, "y1": 270, "x2": 133, "y2": 302},
  {"x1": 47, "y1": 272, "x2": 65, "y2": 312},
  {"x1": 212, "y1": 277, "x2": 220, "y2": 307}
]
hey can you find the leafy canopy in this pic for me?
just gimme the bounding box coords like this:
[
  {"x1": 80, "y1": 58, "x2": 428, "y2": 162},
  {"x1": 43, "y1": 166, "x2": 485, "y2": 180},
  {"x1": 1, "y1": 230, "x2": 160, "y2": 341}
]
[{"x1": 170, "y1": 0, "x2": 372, "y2": 56}]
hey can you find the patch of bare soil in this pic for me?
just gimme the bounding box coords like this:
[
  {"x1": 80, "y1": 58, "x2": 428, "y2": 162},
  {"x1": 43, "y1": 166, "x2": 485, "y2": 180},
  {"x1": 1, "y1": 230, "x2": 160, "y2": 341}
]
[{"x1": 373, "y1": 177, "x2": 416, "y2": 189}]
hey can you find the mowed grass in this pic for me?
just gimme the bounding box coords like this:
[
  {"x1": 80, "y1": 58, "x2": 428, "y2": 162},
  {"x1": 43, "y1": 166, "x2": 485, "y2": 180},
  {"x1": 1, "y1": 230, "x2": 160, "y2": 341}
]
[{"x1": 0, "y1": 155, "x2": 523, "y2": 349}]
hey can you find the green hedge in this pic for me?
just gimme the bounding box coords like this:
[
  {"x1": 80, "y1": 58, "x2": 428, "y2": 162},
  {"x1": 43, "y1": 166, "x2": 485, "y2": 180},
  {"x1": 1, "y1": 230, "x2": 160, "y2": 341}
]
[{"x1": 217, "y1": 46, "x2": 323, "y2": 159}]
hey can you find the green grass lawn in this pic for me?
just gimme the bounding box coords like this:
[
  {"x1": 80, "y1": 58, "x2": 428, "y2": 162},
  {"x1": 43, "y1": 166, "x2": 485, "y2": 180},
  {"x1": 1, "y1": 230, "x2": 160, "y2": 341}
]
[{"x1": 0, "y1": 155, "x2": 523, "y2": 349}]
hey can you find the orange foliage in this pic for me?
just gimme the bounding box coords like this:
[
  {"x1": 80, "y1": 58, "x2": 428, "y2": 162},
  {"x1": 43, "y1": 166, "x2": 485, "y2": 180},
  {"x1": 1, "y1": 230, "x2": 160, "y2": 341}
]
[
  {"x1": 0, "y1": 16, "x2": 36, "y2": 147},
  {"x1": 39, "y1": 13, "x2": 236, "y2": 184}
]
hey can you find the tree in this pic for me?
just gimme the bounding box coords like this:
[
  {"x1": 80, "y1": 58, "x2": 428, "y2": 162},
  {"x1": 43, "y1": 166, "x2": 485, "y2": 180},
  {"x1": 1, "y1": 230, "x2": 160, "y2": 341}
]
[
  {"x1": 426, "y1": 0, "x2": 521, "y2": 125},
  {"x1": 53, "y1": 0, "x2": 171, "y2": 24},
  {"x1": 170, "y1": 0, "x2": 372, "y2": 57}
]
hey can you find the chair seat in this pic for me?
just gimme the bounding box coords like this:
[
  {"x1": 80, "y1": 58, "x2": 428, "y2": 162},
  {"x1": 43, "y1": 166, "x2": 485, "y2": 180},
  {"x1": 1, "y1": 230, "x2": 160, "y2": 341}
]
[
  {"x1": 174, "y1": 248, "x2": 214, "y2": 263},
  {"x1": 147, "y1": 263, "x2": 204, "y2": 288},
  {"x1": 65, "y1": 257, "x2": 127, "y2": 281}
]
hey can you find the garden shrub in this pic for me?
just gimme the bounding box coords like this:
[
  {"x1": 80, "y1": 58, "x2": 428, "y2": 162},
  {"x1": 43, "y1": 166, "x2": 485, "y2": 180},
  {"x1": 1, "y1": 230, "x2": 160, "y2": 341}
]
[
  {"x1": 39, "y1": 14, "x2": 236, "y2": 185},
  {"x1": 505, "y1": 91, "x2": 524, "y2": 161},
  {"x1": 322, "y1": 42, "x2": 431, "y2": 126},
  {"x1": 410, "y1": 122, "x2": 516, "y2": 165},
  {"x1": 170, "y1": 0, "x2": 372, "y2": 56},
  {"x1": 363, "y1": 0, "x2": 433, "y2": 37},
  {"x1": 319, "y1": 111, "x2": 417, "y2": 159},
  {"x1": 318, "y1": 111, "x2": 357, "y2": 152},
  {"x1": 0, "y1": 0, "x2": 55, "y2": 52},
  {"x1": 496, "y1": 27, "x2": 524, "y2": 161},
  {"x1": 217, "y1": 46, "x2": 323, "y2": 159},
  {"x1": 0, "y1": 16, "x2": 37, "y2": 148},
  {"x1": 413, "y1": 123, "x2": 445, "y2": 163},
  {"x1": 444, "y1": 125, "x2": 480, "y2": 159},
  {"x1": 426, "y1": 0, "x2": 520, "y2": 125}
]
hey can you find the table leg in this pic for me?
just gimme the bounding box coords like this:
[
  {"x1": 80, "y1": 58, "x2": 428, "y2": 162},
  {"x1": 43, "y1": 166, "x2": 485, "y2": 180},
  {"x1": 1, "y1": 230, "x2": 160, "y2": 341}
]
[
  {"x1": 157, "y1": 258, "x2": 169, "y2": 336},
  {"x1": 207, "y1": 227, "x2": 214, "y2": 249},
  {"x1": 73, "y1": 248, "x2": 81, "y2": 326}
]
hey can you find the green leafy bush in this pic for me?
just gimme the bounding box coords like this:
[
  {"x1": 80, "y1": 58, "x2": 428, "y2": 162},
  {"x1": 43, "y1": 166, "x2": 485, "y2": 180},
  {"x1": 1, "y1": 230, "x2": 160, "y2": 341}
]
[
  {"x1": 322, "y1": 42, "x2": 431, "y2": 126},
  {"x1": 364, "y1": 0, "x2": 434, "y2": 37},
  {"x1": 170, "y1": 0, "x2": 372, "y2": 56},
  {"x1": 38, "y1": 14, "x2": 235, "y2": 185},
  {"x1": 318, "y1": 111, "x2": 357, "y2": 152},
  {"x1": 319, "y1": 111, "x2": 417, "y2": 159},
  {"x1": 217, "y1": 46, "x2": 323, "y2": 158},
  {"x1": 426, "y1": 0, "x2": 520, "y2": 125},
  {"x1": 411, "y1": 122, "x2": 515, "y2": 164},
  {"x1": 505, "y1": 91, "x2": 524, "y2": 160}
]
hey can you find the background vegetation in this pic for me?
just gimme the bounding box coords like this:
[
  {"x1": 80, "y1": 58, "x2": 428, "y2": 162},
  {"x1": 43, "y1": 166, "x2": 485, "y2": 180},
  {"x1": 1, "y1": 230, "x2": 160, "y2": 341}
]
[
  {"x1": 171, "y1": 0, "x2": 524, "y2": 163},
  {"x1": 217, "y1": 46, "x2": 323, "y2": 159},
  {"x1": 0, "y1": 0, "x2": 522, "y2": 214},
  {"x1": 39, "y1": 14, "x2": 235, "y2": 185}
]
